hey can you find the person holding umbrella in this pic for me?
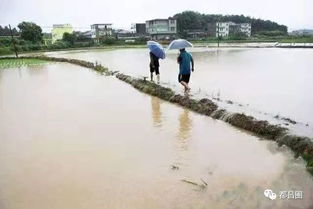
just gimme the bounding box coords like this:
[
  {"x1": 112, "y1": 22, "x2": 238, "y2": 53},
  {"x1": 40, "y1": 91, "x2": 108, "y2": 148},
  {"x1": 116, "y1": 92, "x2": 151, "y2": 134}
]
[
  {"x1": 177, "y1": 48, "x2": 194, "y2": 92},
  {"x1": 149, "y1": 51, "x2": 160, "y2": 82},
  {"x1": 147, "y1": 41, "x2": 165, "y2": 83},
  {"x1": 168, "y1": 39, "x2": 194, "y2": 93}
]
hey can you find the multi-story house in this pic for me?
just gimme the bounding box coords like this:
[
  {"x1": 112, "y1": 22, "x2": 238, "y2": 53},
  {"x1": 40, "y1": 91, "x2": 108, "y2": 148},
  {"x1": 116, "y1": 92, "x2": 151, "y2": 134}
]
[
  {"x1": 216, "y1": 22, "x2": 251, "y2": 37},
  {"x1": 216, "y1": 22, "x2": 233, "y2": 37},
  {"x1": 239, "y1": 23, "x2": 252, "y2": 37},
  {"x1": 91, "y1": 24, "x2": 113, "y2": 42},
  {"x1": 134, "y1": 23, "x2": 146, "y2": 35},
  {"x1": 146, "y1": 18, "x2": 177, "y2": 40}
]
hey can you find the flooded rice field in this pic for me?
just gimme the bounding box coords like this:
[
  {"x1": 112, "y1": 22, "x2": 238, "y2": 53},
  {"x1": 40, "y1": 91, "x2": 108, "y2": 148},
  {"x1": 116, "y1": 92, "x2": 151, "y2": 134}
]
[
  {"x1": 45, "y1": 48, "x2": 313, "y2": 137},
  {"x1": 0, "y1": 63, "x2": 313, "y2": 208}
]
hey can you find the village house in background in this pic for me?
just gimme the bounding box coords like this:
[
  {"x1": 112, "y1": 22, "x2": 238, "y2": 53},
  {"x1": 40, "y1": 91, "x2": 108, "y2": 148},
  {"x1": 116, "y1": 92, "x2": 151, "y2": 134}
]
[
  {"x1": 114, "y1": 23, "x2": 148, "y2": 40},
  {"x1": 185, "y1": 29, "x2": 208, "y2": 39},
  {"x1": 179, "y1": 21, "x2": 251, "y2": 39},
  {"x1": 134, "y1": 23, "x2": 146, "y2": 35},
  {"x1": 74, "y1": 31, "x2": 93, "y2": 41},
  {"x1": 91, "y1": 24, "x2": 113, "y2": 42},
  {"x1": 51, "y1": 24, "x2": 73, "y2": 43},
  {"x1": 146, "y1": 18, "x2": 177, "y2": 40},
  {"x1": 216, "y1": 22, "x2": 251, "y2": 37},
  {"x1": 237, "y1": 23, "x2": 251, "y2": 37},
  {"x1": 114, "y1": 28, "x2": 134, "y2": 39},
  {"x1": 290, "y1": 29, "x2": 313, "y2": 36}
]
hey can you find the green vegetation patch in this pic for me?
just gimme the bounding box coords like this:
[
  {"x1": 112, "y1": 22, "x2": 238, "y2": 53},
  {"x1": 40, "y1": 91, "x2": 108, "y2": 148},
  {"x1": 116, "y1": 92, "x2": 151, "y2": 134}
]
[
  {"x1": 0, "y1": 58, "x2": 48, "y2": 69},
  {"x1": 279, "y1": 36, "x2": 313, "y2": 43}
]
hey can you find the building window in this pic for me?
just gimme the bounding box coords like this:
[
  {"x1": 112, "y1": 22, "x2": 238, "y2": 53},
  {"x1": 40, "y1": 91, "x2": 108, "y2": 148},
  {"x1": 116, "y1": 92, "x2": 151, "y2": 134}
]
[
  {"x1": 171, "y1": 27, "x2": 175, "y2": 31},
  {"x1": 170, "y1": 20, "x2": 175, "y2": 24}
]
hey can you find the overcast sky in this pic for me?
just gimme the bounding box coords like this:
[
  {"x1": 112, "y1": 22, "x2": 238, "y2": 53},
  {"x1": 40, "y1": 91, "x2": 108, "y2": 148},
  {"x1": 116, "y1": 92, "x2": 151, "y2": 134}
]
[{"x1": 0, "y1": 0, "x2": 312, "y2": 32}]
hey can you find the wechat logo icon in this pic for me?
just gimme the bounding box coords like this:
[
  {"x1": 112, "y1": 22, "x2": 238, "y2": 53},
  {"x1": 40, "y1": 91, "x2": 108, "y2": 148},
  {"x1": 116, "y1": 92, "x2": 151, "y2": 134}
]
[{"x1": 264, "y1": 189, "x2": 277, "y2": 200}]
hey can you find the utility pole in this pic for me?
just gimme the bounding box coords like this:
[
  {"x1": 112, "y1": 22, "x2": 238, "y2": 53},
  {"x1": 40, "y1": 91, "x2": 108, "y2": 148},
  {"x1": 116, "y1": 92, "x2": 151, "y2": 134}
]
[
  {"x1": 217, "y1": 22, "x2": 220, "y2": 48},
  {"x1": 9, "y1": 24, "x2": 18, "y2": 58}
]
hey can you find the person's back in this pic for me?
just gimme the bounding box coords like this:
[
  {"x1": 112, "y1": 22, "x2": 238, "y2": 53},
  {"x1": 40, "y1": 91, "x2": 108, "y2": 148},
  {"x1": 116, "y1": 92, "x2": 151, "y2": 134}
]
[
  {"x1": 177, "y1": 48, "x2": 194, "y2": 93},
  {"x1": 178, "y1": 50, "x2": 192, "y2": 75},
  {"x1": 150, "y1": 52, "x2": 159, "y2": 68},
  {"x1": 149, "y1": 52, "x2": 160, "y2": 82}
]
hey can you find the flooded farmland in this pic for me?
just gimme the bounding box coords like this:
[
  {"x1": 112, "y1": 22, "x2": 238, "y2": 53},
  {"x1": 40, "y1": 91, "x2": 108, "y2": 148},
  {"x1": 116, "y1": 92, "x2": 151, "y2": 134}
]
[
  {"x1": 0, "y1": 63, "x2": 313, "y2": 208},
  {"x1": 45, "y1": 47, "x2": 313, "y2": 137}
]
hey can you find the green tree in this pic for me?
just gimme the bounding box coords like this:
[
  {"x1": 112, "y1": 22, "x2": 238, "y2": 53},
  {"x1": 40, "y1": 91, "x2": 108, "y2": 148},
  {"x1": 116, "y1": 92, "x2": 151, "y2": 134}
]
[
  {"x1": 12, "y1": 28, "x2": 19, "y2": 35},
  {"x1": 229, "y1": 31, "x2": 248, "y2": 40},
  {"x1": 0, "y1": 26, "x2": 11, "y2": 36},
  {"x1": 18, "y1": 22, "x2": 43, "y2": 43},
  {"x1": 62, "y1": 32, "x2": 76, "y2": 46},
  {"x1": 174, "y1": 11, "x2": 204, "y2": 37}
]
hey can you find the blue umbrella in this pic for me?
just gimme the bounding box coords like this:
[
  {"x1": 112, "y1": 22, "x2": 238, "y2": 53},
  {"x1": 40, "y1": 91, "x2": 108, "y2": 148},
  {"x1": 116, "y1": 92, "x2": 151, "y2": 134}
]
[
  {"x1": 147, "y1": 41, "x2": 166, "y2": 59},
  {"x1": 168, "y1": 39, "x2": 193, "y2": 50}
]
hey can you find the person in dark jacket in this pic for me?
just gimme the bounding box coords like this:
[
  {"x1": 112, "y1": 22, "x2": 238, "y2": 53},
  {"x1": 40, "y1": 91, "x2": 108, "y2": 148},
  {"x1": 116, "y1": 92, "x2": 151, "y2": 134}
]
[
  {"x1": 177, "y1": 48, "x2": 194, "y2": 92},
  {"x1": 149, "y1": 52, "x2": 160, "y2": 83}
]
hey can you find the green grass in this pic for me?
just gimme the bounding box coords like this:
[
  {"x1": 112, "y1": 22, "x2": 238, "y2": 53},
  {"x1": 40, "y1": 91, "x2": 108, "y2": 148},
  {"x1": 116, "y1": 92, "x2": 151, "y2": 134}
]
[
  {"x1": 192, "y1": 36, "x2": 313, "y2": 44},
  {"x1": 279, "y1": 37, "x2": 313, "y2": 43},
  {"x1": 0, "y1": 58, "x2": 48, "y2": 69}
]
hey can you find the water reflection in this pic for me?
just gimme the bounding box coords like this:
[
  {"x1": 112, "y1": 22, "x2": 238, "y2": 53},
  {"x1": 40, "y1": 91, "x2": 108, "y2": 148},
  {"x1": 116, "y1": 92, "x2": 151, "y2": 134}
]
[
  {"x1": 178, "y1": 108, "x2": 192, "y2": 140},
  {"x1": 25, "y1": 64, "x2": 48, "y2": 75},
  {"x1": 173, "y1": 108, "x2": 193, "y2": 168},
  {"x1": 150, "y1": 96, "x2": 162, "y2": 127}
]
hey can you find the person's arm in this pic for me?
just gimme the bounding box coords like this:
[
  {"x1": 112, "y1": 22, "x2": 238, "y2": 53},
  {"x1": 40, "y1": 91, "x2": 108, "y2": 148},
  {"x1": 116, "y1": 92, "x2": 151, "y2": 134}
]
[
  {"x1": 177, "y1": 55, "x2": 182, "y2": 64},
  {"x1": 191, "y1": 56, "x2": 194, "y2": 72}
]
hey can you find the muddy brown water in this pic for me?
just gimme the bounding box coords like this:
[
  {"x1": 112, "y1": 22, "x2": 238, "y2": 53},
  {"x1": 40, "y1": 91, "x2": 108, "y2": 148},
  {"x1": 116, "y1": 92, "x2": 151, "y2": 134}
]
[
  {"x1": 44, "y1": 48, "x2": 313, "y2": 137},
  {"x1": 0, "y1": 63, "x2": 313, "y2": 209}
]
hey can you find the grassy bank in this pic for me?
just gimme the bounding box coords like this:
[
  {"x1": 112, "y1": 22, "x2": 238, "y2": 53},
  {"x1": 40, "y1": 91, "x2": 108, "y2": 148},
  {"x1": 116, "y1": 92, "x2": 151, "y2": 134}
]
[
  {"x1": 279, "y1": 36, "x2": 313, "y2": 43},
  {"x1": 1, "y1": 56, "x2": 313, "y2": 175}
]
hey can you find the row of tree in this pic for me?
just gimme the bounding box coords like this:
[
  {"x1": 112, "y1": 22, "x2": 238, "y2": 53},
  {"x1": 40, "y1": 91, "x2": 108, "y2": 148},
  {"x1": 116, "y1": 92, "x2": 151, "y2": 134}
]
[
  {"x1": 173, "y1": 11, "x2": 288, "y2": 37},
  {"x1": 0, "y1": 22, "x2": 43, "y2": 43},
  {"x1": 0, "y1": 26, "x2": 19, "y2": 36}
]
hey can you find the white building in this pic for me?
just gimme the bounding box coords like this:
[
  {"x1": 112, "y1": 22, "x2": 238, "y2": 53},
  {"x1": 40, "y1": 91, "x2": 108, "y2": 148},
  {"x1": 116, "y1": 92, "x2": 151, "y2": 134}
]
[
  {"x1": 216, "y1": 22, "x2": 232, "y2": 37},
  {"x1": 239, "y1": 23, "x2": 252, "y2": 37},
  {"x1": 91, "y1": 24, "x2": 113, "y2": 41},
  {"x1": 216, "y1": 22, "x2": 251, "y2": 37},
  {"x1": 146, "y1": 18, "x2": 177, "y2": 40}
]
